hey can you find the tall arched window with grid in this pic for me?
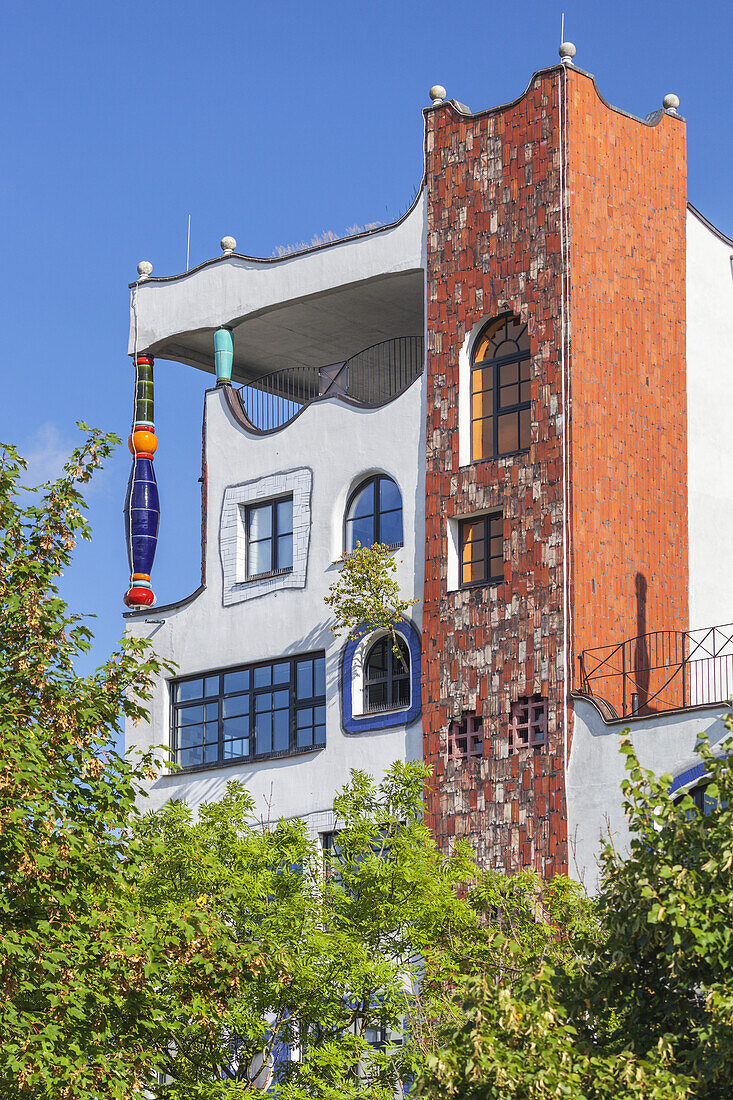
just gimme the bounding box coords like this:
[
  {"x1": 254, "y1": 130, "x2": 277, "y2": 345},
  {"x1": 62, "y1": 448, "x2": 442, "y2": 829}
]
[{"x1": 471, "y1": 315, "x2": 531, "y2": 460}]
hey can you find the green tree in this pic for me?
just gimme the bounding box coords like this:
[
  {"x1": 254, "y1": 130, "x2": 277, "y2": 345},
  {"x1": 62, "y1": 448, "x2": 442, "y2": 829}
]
[
  {"x1": 573, "y1": 728, "x2": 733, "y2": 1097},
  {"x1": 130, "y1": 760, "x2": 596, "y2": 1099},
  {"x1": 419, "y1": 726, "x2": 733, "y2": 1099},
  {"x1": 131, "y1": 763, "x2": 482, "y2": 1099},
  {"x1": 0, "y1": 431, "x2": 245, "y2": 1100}
]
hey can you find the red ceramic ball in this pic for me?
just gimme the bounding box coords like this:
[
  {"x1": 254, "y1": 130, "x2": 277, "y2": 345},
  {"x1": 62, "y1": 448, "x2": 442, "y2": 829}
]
[{"x1": 124, "y1": 586, "x2": 156, "y2": 607}]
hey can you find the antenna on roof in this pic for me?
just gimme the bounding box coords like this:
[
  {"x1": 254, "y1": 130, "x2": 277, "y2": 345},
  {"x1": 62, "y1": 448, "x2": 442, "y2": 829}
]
[
  {"x1": 561, "y1": 12, "x2": 565, "y2": 44},
  {"x1": 186, "y1": 214, "x2": 191, "y2": 271}
]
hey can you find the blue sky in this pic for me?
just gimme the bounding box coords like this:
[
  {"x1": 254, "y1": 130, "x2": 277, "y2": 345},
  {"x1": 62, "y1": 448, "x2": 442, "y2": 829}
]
[{"x1": 1, "y1": 0, "x2": 729, "y2": 688}]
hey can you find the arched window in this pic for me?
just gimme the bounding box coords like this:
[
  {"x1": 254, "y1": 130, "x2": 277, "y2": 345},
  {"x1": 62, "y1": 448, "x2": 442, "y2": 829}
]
[
  {"x1": 675, "y1": 783, "x2": 721, "y2": 817},
  {"x1": 345, "y1": 475, "x2": 403, "y2": 552},
  {"x1": 471, "y1": 315, "x2": 531, "y2": 460},
  {"x1": 364, "y1": 634, "x2": 410, "y2": 712}
]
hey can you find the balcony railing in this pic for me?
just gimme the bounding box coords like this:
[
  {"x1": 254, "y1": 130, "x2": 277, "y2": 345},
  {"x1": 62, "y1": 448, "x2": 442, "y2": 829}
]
[
  {"x1": 578, "y1": 623, "x2": 733, "y2": 719},
  {"x1": 235, "y1": 336, "x2": 424, "y2": 432}
]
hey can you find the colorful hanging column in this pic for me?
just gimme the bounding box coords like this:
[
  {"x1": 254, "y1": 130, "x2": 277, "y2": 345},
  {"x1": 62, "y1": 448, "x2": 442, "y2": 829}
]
[{"x1": 123, "y1": 354, "x2": 160, "y2": 607}]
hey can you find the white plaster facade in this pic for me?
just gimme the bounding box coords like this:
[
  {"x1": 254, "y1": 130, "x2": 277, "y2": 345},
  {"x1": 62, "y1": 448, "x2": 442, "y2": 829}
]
[
  {"x1": 125, "y1": 377, "x2": 426, "y2": 833},
  {"x1": 567, "y1": 697, "x2": 731, "y2": 893},
  {"x1": 686, "y1": 206, "x2": 733, "y2": 631}
]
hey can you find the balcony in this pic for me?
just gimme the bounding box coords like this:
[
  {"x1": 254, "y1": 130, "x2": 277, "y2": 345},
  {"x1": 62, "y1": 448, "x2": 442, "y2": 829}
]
[
  {"x1": 234, "y1": 336, "x2": 424, "y2": 432},
  {"x1": 578, "y1": 622, "x2": 733, "y2": 719}
]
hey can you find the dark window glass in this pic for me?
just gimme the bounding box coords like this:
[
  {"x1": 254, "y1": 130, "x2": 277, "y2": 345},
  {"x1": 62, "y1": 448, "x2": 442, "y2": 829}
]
[
  {"x1": 246, "y1": 496, "x2": 293, "y2": 578},
  {"x1": 675, "y1": 783, "x2": 726, "y2": 818},
  {"x1": 364, "y1": 635, "x2": 410, "y2": 713},
  {"x1": 345, "y1": 476, "x2": 403, "y2": 552},
  {"x1": 471, "y1": 315, "x2": 531, "y2": 460},
  {"x1": 459, "y1": 513, "x2": 503, "y2": 588},
  {"x1": 172, "y1": 652, "x2": 326, "y2": 770}
]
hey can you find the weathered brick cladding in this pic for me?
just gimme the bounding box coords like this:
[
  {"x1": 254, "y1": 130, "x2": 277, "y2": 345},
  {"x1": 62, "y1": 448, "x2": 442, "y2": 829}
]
[
  {"x1": 423, "y1": 71, "x2": 567, "y2": 876},
  {"x1": 421, "y1": 67, "x2": 687, "y2": 876}
]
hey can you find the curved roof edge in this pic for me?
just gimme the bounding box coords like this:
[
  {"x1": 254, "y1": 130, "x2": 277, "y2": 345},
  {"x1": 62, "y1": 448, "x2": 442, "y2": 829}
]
[
  {"x1": 128, "y1": 183, "x2": 426, "y2": 289},
  {"x1": 572, "y1": 691, "x2": 728, "y2": 728},
  {"x1": 425, "y1": 62, "x2": 684, "y2": 130},
  {"x1": 688, "y1": 201, "x2": 733, "y2": 248}
]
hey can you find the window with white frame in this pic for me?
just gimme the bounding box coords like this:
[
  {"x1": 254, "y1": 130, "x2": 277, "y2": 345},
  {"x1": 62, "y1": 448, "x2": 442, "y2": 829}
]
[
  {"x1": 363, "y1": 635, "x2": 410, "y2": 713},
  {"x1": 246, "y1": 496, "x2": 293, "y2": 578},
  {"x1": 219, "y1": 468, "x2": 311, "y2": 606}
]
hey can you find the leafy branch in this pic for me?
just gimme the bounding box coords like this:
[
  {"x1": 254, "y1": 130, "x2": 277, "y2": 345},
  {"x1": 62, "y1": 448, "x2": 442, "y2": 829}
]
[{"x1": 324, "y1": 543, "x2": 418, "y2": 663}]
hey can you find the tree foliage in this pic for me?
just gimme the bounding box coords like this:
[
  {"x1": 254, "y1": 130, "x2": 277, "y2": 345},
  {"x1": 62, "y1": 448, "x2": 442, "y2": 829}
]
[
  {"x1": 131, "y1": 764, "x2": 480, "y2": 1098},
  {"x1": 0, "y1": 430, "x2": 245, "y2": 1099},
  {"x1": 418, "y1": 726, "x2": 733, "y2": 1099},
  {"x1": 129, "y1": 763, "x2": 595, "y2": 1099},
  {"x1": 324, "y1": 542, "x2": 418, "y2": 657}
]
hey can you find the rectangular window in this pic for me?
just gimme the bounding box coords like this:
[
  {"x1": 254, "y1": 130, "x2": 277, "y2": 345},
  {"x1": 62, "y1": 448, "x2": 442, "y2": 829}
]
[
  {"x1": 246, "y1": 496, "x2": 293, "y2": 579},
  {"x1": 509, "y1": 696, "x2": 547, "y2": 753},
  {"x1": 172, "y1": 652, "x2": 326, "y2": 770},
  {"x1": 459, "y1": 513, "x2": 503, "y2": 588}
]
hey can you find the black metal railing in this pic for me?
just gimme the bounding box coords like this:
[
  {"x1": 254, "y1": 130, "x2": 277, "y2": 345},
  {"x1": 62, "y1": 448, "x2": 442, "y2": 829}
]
[
  {"x1": 578, "y1": 623, "x2": 733, "y2": 719},
  {"x1": 236, "y1": 336, "x2": 424, "y2": 432}
]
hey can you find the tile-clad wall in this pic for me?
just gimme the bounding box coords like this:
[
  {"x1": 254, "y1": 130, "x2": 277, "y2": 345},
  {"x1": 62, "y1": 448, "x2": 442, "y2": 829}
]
[
  {"x1": 422, "y1": 71, "x2": 569, "y2": 876},
  {"x1": 421, "y1": 66, "x2": 689, "y2": 878},
  {"x1": 567, "y1": 75, "x2": 688, "y2": 715}
]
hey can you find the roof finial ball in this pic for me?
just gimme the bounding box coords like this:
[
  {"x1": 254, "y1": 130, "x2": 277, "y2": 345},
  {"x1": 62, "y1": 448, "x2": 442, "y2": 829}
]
[
  {"x1": 220, "y1": 236, "x2": 237, "y2": 255},
  {"x1": 136, "y1": 260, "x2": 153, "y2": 281},
  {"x1": 559, "y1": 42, "x2": 576, "y2": 65},
  {"x1": 663, "y1": 93, "x2": 680, "y2": 115},
  {"x1": 429, "y1": 85, "x2": 447, "y2": 106}
]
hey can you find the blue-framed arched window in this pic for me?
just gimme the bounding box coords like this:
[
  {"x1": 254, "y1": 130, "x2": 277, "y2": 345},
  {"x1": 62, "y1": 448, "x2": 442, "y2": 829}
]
[{"x1": 341, "y1": 620, "x2": 421, "y2": 734}]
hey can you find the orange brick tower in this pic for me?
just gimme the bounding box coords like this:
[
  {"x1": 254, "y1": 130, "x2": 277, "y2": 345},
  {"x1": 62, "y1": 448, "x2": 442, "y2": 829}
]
[{"x1": 421, "y1": 56, "x2": 687, "y2": 875}]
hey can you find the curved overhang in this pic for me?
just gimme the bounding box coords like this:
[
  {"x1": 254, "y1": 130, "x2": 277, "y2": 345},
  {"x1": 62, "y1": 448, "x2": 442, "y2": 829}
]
[{"x1": 128, "y1": 190, "x2": 426, "y2": 382}]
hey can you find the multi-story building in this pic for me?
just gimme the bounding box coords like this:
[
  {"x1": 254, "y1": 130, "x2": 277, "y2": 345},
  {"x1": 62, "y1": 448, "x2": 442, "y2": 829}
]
[{"x1": 124, "y1": 46, "x2": 733, "y2": 890}]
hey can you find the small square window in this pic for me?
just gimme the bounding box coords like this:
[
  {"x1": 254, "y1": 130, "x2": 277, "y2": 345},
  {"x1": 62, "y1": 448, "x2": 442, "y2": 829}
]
[
  {"x1": 448, "y1": 714, "x2": 483, "y2": 760},
  {"x1": 246, "y1": 496, "x2": 293, "y2": 579},
  {"x1": 509, "y1": 696, "x2": 547, "y2": 752},
  {"x1": 459, "y1": 514, "x2": 503, "y2": 588}
]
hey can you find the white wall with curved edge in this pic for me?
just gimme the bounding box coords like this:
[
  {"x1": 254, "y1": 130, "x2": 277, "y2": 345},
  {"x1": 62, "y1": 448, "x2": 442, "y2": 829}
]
[
  {"x1": 124, "y1": 377, "x2": 425, "y2": 834},
  {"x1": 567, "y1": 696, "x2": 732, "y2": 893},
  {"x1": 687, "y1": 209, "x2": 733, "y2": 631},
  {"x1": 127, "y1": 196, "x2": 426, "y2": 356}
]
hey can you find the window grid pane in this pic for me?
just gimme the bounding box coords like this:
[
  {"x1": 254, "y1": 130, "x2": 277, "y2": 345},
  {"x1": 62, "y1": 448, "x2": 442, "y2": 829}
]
[
  {"x1": 247, "y1": 496, "x2": 294, "y2": 578},
  {"x1": 459, "y1": 513, "x2": 503, "y2": 589},
  {"x1": 364, "y1": 636, "x2": 411, "y2": 713},
  {"x1": 173, "y1": 653, "x2": 326, "y2": 770},
  {"x1": 346, "y1": 476, "x2": 403, "y2": 551},
  {"x1": 471, "y1": 316, "x2": 531, "y2": 461}
]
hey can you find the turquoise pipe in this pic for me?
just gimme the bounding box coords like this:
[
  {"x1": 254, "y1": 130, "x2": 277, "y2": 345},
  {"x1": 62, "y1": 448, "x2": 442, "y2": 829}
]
[{"x1": 214, "y1": 326, "x2": 234, "y2": 384}]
